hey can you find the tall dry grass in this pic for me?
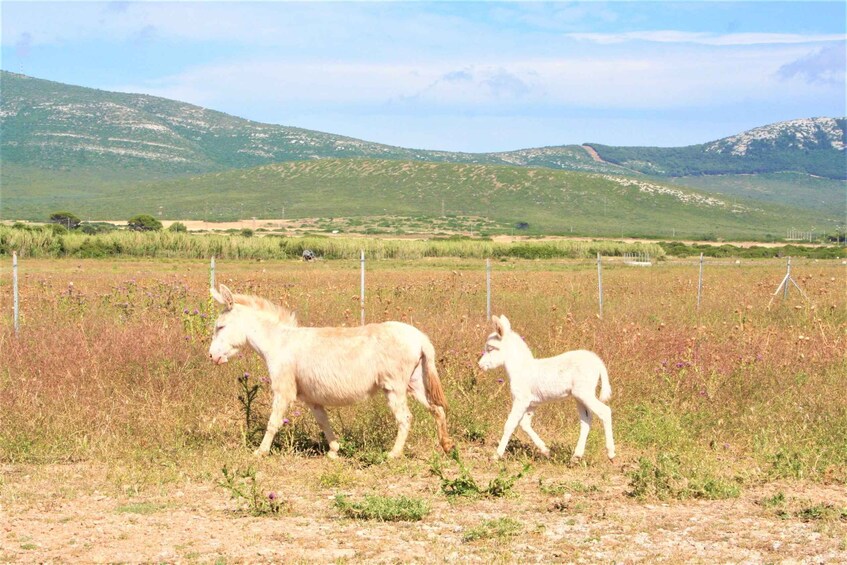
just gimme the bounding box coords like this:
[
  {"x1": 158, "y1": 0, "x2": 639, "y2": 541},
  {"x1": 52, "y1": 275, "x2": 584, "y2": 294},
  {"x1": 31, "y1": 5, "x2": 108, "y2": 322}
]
[{"x1": 1, "y1": 257, "x2": 844, "y2": 489}]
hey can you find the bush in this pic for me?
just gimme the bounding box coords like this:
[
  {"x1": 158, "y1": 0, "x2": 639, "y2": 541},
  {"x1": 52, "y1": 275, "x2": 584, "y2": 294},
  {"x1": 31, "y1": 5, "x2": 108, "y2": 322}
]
[
  {"x1": 127, "y1": 215, "x2": 163, "y2": 232},
  {"x1": 167, "y1": 222, "x2": 187, "y2": 233},
  {"x1": 49, "y1": 211, "x2": 81, "y2": 230}
]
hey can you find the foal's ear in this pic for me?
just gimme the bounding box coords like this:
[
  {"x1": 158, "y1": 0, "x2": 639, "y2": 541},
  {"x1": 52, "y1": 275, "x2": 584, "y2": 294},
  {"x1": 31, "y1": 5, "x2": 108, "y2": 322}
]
[
  {"x1": 493, "y1": 315, "x2": 511, "y2": 336},
  {"x1": 211, "y1": 284, "x2": 235, "y2": 310}
]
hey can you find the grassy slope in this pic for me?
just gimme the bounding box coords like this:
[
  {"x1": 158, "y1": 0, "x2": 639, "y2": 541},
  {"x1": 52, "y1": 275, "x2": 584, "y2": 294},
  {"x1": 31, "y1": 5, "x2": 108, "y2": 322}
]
[
  {"x1": 5, "y1": 158, "x2": 825, "y2": 240},
  {"x1": 665, "y1": 172, "x2": 847, "y2": 218}
]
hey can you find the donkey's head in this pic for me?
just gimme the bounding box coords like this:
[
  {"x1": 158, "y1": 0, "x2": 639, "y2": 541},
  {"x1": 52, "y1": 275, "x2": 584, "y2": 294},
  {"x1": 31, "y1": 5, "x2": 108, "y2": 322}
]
[
  {"x1": 478, "y1": 315, "x2": 512, "y2": 371},
  {"x1": 208, "y1": 284, "x2": 248, "y2": 364}
]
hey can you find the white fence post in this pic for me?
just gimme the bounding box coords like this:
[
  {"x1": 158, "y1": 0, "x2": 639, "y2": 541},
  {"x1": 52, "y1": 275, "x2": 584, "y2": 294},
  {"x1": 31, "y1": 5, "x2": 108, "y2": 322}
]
[
  {"x1": 597, "y1": 252, "x2": 603, "y2": 319},
  {"x1": 13, "y1": 251, "x2": 19, "y2": 335},
  {"x1": 360, "y1": 249, "x2": 365, "y2": 326},
  {"x1": 697, "y1": 252, "x2": 704, "y2": 309},
  {"x1": 210, "y1": 255, "x2": 216, "y2": 289}
]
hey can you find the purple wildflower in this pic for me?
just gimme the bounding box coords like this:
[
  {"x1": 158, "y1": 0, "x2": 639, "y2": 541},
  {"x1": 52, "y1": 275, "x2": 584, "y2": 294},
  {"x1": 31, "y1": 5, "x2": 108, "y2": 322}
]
[
  {"x1": 268, "y1": 492, "x2": 277, "y2": 500},
  {"x1": 497, "y1": 378, "x2": 505, "y2": 384},
  {"x1": 283, "y1": 418, "x2": 290, "y2": 425}
]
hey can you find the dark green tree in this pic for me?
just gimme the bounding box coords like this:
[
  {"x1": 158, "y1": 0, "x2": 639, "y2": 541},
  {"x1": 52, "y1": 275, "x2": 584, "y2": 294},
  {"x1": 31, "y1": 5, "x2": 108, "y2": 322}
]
[
  {"x1": 49, "y1": 211, "x2": 81, "y2": 230},
  {"x1": 167, "y1": 221, "x2": 188, "y2": 233},
  {"x1": 127, "y1": 214, "x2": 163, "y2": 231}
]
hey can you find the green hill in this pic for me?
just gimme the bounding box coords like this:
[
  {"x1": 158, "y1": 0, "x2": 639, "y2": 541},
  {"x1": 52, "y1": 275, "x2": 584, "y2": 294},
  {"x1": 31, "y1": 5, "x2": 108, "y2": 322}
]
[
  {"x1": 8, "y1": 158, "x2": 823, "y2": 240},
  {"x1": 588, "y1": 118, "x2": 846, "y2": 180},
  {"x1": 1, "y1": 71, "x2": 843, "y2": 237}
]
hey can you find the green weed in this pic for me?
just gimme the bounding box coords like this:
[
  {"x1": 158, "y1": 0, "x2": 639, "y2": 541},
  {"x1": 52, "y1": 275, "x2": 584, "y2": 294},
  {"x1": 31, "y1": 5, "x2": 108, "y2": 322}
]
[
  {"x1": 218, "y1": 465, "x2": 288, "y2": 517},
  {"x1": 334, "y1": 494, "x2": 429, "y2": 522},
  {"x1": 462, "y1": 517, "x2": 523, "y2": 543},
  {"x1": 430, "y1": 450, "x2": 529, "y2": 498},
  {"x1": 627, "y1": 453, "x2": 740, "y2": 501}
]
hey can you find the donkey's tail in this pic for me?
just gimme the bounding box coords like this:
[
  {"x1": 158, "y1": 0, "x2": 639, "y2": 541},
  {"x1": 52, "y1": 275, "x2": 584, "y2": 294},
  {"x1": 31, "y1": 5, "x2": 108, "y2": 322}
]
[
  {"x1": 598, "y1": 362, "x2": 612, "y2": 403},
  {"x1": 421, "y1": 337, "x2": 454, "y2": 453},
  {"x1": 421, "y1": 338, "x2": 448, "y2": 408}
]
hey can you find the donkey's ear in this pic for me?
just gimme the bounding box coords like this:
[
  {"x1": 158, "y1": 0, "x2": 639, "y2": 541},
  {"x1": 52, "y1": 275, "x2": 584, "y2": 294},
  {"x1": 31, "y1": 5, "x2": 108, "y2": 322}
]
[{"x1": 211, "y1": 284, "x2": 234, "y2": 310}]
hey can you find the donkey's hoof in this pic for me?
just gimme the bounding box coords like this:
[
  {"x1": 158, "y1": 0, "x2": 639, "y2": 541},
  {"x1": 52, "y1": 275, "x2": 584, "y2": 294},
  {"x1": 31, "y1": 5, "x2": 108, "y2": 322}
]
[
  {"x1": 253, "y1": 448, "x2": 268, "y2": 457},
  {"x1": 569, "y1": 455, "x2": 583, "y2": 465},
  {"x1": 539, "y1": 448, "x2": 551, "y2": 459},
  {"x1": 490, "y1": 452, "x2": 502, "y2": 462},
  {"x1": 326, "y1": 451, "x2": 339, "y2": 460}
]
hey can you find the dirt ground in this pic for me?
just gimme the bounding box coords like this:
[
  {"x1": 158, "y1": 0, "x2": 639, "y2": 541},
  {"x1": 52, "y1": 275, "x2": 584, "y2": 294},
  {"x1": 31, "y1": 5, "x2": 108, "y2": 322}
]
[{"x1": 2, "y1": 453, "x2": 845, "y2": 563}]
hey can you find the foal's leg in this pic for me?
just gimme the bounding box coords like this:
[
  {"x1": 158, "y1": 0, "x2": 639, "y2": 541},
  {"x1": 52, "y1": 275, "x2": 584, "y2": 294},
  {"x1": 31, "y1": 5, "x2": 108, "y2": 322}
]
[
  {"x1": 574, "y1": 392, "x2": 615, "y2": 460},
  {"x1": 519, "y1": 410, "x2": 550, "y2": 457},
  {"x1": 572, "y1": 400, "x2": 592, "y2": 460},
  {"x1": 309, "y1": 405, "x2": 341, "y2": 459},
  {"x1": 494, "y1": 400, "x2": 530, "y2": 459},
  {"x1": 255, "y1": 379, "x2": 296, "y2": 456},
  {"x1": 386, "y1": 390, "x2": 413, "y2": 459}
]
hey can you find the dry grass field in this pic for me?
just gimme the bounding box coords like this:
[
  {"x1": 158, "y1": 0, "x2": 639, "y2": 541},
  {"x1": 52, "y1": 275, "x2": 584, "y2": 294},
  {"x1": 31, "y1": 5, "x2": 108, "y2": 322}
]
[{"x1": 1, "y1": 257, "x2": 845, "y2": 562}]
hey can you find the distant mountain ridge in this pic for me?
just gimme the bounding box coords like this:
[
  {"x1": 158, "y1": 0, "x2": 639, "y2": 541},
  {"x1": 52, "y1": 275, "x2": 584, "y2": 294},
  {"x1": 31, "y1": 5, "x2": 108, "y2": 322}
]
[
  {"x1": 587, "y1": 118, "x2": 846, "y2": 179},
  {"x1": 4, "y1": 71, "x2": 843, "y2": 179},
  {"x1": 0, "y1": 70, "x2": 844, "y2": 234},
  {"x1": 0, "y1": 71, "x2": 626, "y2": 177}
]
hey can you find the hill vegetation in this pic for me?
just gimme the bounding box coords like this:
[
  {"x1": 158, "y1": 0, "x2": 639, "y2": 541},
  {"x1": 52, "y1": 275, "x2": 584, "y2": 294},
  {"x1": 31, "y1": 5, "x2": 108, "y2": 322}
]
[{"x1": 1, "y1": 71, "x2": 844, "y2": 239}]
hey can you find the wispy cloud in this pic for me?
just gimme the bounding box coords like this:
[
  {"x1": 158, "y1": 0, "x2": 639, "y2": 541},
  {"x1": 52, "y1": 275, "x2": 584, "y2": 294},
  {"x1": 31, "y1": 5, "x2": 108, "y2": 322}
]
[
  {"x1": 778, "y1": 44, "x2": 847, "y2": 86},
  {"x1": 566, "y1": 31, "x2": 846, "y2": 46}
]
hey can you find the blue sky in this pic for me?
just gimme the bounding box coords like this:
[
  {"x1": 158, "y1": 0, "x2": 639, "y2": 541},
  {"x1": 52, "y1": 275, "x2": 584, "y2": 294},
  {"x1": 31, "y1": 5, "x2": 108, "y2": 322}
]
[{"x1": 2, "y1": 1, "x2": 845, "y2": 152}]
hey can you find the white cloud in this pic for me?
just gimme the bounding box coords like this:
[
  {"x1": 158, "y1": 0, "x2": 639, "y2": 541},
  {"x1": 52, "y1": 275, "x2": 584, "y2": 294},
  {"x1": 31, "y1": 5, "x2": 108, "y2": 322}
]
[
  {"x1": 114, "y1": 41, "x2": 837, "y2": 118},
  {"x1": 566, "y1": 31, "x2": 846, "y2": 46}
]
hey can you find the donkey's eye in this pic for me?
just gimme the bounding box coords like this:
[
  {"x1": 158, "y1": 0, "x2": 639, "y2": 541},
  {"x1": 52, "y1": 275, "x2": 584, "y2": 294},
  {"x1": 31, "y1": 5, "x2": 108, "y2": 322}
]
[{"x1": 216, "y1": 325, "x2": 225, "y2": 333}]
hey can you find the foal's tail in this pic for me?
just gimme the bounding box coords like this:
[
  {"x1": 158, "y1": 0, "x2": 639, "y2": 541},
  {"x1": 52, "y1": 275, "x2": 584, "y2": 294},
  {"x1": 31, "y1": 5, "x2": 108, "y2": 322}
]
[
  {"x1": 421, "y1": 337, "x2": 455, "y2": 453},
  {"x1": 598, "y1": 362, "x2": 612, "y2": 403}
]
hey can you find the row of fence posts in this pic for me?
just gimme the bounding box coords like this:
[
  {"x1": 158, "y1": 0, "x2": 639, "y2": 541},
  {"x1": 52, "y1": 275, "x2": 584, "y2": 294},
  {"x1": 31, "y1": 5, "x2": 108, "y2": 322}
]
[{"x1": 5, "y1": 251, "x2": 807, "y2": 334}]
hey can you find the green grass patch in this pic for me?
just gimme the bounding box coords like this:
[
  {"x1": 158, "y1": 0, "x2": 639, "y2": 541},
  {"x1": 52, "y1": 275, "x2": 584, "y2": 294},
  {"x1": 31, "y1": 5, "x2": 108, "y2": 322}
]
[
  {"x1": 333, "y1": 494, "x2": 429, "y2": 522},
  {"x1": 463, "y1": 517, "x2": 523, "y2": 543},
  {"x1": 430, "y1": 450, "x2": 530, "y2": 499},
  {"x1": 115, "y1": 502, "x2": 168, "y2": 515},
  {"x1": 627, "y1": 453, "x2": 741, "y2": 501}
]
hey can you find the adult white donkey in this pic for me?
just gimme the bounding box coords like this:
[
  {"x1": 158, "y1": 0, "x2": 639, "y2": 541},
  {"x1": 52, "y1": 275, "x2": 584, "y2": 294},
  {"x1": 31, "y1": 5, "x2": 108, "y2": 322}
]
[
  {"x1": 478, "y1": 315, "x2": 615, "y2": 462},
  {"x1": 208, "y1": 284, "x2": 454, "y2": 459}
]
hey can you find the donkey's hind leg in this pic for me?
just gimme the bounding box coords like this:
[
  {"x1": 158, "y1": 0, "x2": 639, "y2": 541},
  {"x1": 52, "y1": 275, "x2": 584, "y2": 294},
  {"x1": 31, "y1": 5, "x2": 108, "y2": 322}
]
[
  {"x1": 309, "y1": 405, "x2": 340, "y2": 459},
  {"x1": 519, "y1": 410, "x2": 550, "y2": 458},
  {"x1": 386, "y1": 390, "x2": 413, "y2": 459}
]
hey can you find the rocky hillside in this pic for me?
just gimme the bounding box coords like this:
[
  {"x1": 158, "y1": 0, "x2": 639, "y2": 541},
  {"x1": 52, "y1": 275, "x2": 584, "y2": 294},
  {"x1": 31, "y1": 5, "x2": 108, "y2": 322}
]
[
  {"x1": 588, "y1": 118, "x2": 846, "y2": 179},
  {"x1": 0, "y1": 71, "x2": 627, "y2": 177}
]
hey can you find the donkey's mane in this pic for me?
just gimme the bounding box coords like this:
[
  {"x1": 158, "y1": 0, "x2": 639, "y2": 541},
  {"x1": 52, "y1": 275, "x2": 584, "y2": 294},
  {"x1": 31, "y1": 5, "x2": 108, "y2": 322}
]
[{"x1": 233, "y1": 293, "x2": 297, "y2": 326}]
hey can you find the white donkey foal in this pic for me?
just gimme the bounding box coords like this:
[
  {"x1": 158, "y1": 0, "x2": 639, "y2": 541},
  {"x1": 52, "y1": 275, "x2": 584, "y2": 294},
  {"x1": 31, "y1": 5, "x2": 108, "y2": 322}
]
[{"x1": 478, "y1": 315, "x2": 615, "y2": 462}]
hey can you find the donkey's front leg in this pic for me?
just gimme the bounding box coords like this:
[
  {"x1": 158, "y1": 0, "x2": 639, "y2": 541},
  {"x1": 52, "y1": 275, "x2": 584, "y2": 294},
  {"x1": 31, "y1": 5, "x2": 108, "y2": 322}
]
[
  {"x1": 255, "y1": 383, "x2": 295, "y2": 456},
  {"x1": 309, "y1": 405, "x2": 341, "y2": 459},
  {"x1": 494, "y1": 400, "x2": 530, "y2": 460}
]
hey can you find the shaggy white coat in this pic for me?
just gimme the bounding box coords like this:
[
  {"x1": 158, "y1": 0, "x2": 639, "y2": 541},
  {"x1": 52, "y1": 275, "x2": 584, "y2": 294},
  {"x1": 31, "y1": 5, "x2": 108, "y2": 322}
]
[
  {"x1": 209, "y1": 285, "x2": 453, "y2": 458},
  {"x1": 478, "y1": 315, "x2": 615, "y2": 461}
]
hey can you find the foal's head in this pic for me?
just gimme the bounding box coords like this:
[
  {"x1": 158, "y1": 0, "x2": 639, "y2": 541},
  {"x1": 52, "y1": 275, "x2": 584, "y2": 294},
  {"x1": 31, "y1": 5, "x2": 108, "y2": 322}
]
[
  {"x1": 477, "y1": 315, "x2": 513, "y2": 371},
  {"x1": 208, "y1": 284, "x2": 296, "y2": 364}
]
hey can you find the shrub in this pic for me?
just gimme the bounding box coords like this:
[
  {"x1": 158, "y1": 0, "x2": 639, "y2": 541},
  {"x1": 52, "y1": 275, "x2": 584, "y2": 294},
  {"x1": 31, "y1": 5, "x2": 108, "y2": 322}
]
[
  {"x1": 127, "y1": 214, "x2": 163, "y2": 231},
  {"x1": 49, "y1": 211, "x2": 81, "y2": 230}
]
